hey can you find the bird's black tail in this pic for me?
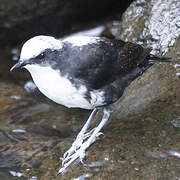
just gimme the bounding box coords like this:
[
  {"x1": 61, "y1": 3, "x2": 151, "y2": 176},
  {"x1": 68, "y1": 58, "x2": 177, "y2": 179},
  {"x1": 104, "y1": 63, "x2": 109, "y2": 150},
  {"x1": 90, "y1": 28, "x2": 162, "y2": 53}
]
[
  {"x1": 146, "y1": 54, "x2": 173, "y2": 63},
  {"x1": 137, "y1": 54, "x2": 173, "y2": 76}
]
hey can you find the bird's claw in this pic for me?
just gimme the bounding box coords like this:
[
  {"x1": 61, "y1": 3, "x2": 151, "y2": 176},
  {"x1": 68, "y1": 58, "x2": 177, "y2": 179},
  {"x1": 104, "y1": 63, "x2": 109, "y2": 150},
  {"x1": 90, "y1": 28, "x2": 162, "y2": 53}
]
[
  {"x1": 63, "y1": 140, "x2": 83, "y2": 159},
  {"x1": 62, "y1": 128, "x2": 97, "y2": 159},
  {"x1": 59, "y1": 131, "x2": 103, "y2": 174}
]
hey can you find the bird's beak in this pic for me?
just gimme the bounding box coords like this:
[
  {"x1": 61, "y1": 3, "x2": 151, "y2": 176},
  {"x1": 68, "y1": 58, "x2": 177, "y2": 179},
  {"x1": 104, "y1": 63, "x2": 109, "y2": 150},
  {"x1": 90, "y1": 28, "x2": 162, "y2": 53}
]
[{"x1": 10, "y1": 61, "x2": 26, "y2": 71}]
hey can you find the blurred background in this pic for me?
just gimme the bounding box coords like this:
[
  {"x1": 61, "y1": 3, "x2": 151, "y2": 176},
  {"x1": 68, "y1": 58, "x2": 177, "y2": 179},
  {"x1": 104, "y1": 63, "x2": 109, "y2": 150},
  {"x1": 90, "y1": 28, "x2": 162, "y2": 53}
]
[{"x1": 0, "y1": 0, "x2": 180, "y2": 179}]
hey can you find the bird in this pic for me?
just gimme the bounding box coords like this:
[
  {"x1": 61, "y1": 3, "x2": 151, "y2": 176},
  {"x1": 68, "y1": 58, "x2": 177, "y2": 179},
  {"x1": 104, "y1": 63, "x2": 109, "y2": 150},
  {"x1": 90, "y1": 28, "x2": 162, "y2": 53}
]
[{"x1": 10, "y1": 35, "x2": 172, "y2": 174}]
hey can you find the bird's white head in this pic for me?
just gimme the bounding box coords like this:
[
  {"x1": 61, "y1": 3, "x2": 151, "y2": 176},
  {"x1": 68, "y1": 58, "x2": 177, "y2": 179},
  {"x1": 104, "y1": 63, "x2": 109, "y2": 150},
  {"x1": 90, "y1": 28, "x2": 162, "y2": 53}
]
[
  {"x1": 20, "y1": 35, "x2": 62, "y2": 61},
  {"x1": 10, "y1": 35, "x2": 62, "y2": 71}
]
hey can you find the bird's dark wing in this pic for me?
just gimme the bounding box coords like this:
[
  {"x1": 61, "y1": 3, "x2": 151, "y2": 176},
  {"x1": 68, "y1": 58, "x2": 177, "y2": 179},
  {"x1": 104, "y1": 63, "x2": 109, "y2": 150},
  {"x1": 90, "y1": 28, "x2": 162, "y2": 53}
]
[
  {"x1": 48, "y1": 37, "x2": 152, "y2": 106},
  {"x1": 60, "y1": 38, "x2": 151, "y2": 90}
]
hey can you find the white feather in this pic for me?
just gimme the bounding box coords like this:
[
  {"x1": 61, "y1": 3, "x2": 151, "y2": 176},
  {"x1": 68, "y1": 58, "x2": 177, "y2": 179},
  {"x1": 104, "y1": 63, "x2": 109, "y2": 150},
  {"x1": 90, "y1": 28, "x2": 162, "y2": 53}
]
[
  {"x1": 25, "y1": 64, "x2": 93, "y2": 110},
  {"x1": 62, "y1": 36, "x2": 100, "y2": 47},
  {"x1": 90, "y1": 90, "x2": 105, "y2": 108},
  {"x1": 20, "y1": 36, "x2": 63, "y2": 61}
]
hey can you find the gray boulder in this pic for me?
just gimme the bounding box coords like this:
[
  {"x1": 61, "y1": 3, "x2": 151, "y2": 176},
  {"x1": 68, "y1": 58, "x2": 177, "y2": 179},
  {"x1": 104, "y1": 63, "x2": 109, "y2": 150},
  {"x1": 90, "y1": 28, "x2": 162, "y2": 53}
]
[{"x1": 113, "y1": 0, "x2": 180, "y2": 118}]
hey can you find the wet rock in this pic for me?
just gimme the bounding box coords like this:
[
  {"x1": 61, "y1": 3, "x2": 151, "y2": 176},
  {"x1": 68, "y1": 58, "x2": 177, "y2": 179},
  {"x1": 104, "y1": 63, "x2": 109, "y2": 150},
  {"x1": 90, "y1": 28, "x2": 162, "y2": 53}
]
[
  {"x1": 27, "y1": 159, "x2": 41, "y2": 169},
  {"x1": 0, "y1": 81, "x2": 27, "y2": 124},
  {"x1": 0, "y1": 153, "x2": 26, "y2": 180},
  {"x1": 9, "y1": 103, "x2": 50, "y2": 124},
  {"x1": 0, "y1": 0, "x2": 132, "y2": 46},
  {"x1": 0, "y1": 153, "x2": 23, "y2": 168},
  {"x1": 26, "y1": 123, "x2": 69, "y2": 137},
  {"x1": 113, "y1": 0, "x2": 180, "y2": 118},
  {"x1": 0, "y1": 131, "x2": 10, "y2": 146}
]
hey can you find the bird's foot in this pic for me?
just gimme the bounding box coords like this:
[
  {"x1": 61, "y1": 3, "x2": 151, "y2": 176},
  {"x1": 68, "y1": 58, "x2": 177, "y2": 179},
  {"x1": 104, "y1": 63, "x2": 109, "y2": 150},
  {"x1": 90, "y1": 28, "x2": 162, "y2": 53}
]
[
  {"x1": 58, "y1": 131, "x2": 103, "y2": 174},
  {"x1": 62, "y1": 128, "x2": 97, "y2": 160}
]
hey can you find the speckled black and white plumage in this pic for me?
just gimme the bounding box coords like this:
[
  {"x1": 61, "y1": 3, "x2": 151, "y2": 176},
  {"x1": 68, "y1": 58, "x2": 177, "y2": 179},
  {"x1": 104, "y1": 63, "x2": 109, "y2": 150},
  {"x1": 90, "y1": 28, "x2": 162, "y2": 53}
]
[
  {"x1": 10, "y1": 35, "x2": 171, "y2": 173},
  {"x1": 13, "y1": 36, "x2": 155, "y2": 109}
]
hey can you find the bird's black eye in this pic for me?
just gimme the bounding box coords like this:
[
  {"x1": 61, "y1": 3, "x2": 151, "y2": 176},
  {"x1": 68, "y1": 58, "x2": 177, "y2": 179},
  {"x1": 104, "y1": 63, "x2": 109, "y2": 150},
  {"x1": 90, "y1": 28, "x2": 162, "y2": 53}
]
[{"x1": 36, "y1": 52, "x2": 45, "y2": 59}]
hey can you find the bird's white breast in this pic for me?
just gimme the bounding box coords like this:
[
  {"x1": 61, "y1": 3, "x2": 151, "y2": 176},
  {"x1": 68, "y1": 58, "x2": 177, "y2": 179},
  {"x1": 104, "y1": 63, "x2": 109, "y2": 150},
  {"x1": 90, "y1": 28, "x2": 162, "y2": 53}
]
[{"x1": 24, "y1": 65, "x2": 93, "y2": 109}]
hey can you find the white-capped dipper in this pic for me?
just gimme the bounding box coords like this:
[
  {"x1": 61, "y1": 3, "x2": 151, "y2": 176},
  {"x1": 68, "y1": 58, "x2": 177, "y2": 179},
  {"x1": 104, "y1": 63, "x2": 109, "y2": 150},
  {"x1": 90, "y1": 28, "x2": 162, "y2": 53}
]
[{"x1": 10, "y1": 35, "x2": 172, "y2": 174}]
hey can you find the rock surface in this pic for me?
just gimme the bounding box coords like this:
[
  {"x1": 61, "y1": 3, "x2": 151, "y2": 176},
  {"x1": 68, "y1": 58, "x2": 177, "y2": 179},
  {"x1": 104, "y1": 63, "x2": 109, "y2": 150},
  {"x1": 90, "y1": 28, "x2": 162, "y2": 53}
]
[
  {"x1": 0, "y1": 0, "x2": 132, "y2": 46},
  {"x1": 113, "y1": 0, "x2": 180, "y2": 118}
]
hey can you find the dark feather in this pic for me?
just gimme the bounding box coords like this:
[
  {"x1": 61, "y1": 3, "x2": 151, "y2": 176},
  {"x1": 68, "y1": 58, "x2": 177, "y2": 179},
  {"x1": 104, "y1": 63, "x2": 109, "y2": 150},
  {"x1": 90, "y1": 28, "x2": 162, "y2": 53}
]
[{"x1": 39, "y1": 37, "x2": 169, "y2": 106}]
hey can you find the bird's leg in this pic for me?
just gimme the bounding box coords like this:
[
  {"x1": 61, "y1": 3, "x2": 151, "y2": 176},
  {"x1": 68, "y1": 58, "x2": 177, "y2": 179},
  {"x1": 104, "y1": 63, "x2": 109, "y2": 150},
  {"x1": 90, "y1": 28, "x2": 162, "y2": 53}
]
[
  {"x1": 63, "y1": 108, "x2": 99, "y2": 160},
  {"x1": 77, "y1": 107, "x2": 112, "y2": 161},
  {"x1": 58, "y1": 107, "x2": 112, "y2": 174}
]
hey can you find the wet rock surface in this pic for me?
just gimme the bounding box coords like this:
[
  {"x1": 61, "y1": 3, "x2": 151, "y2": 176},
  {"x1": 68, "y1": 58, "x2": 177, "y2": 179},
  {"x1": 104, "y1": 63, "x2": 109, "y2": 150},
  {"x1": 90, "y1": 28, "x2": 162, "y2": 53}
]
[
  {"x1": 114, "y1": 0, "x2": 180, "y2": 118},
  {"x1": 0, "y1": 0, "x2": 180, "y2": 179}
]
